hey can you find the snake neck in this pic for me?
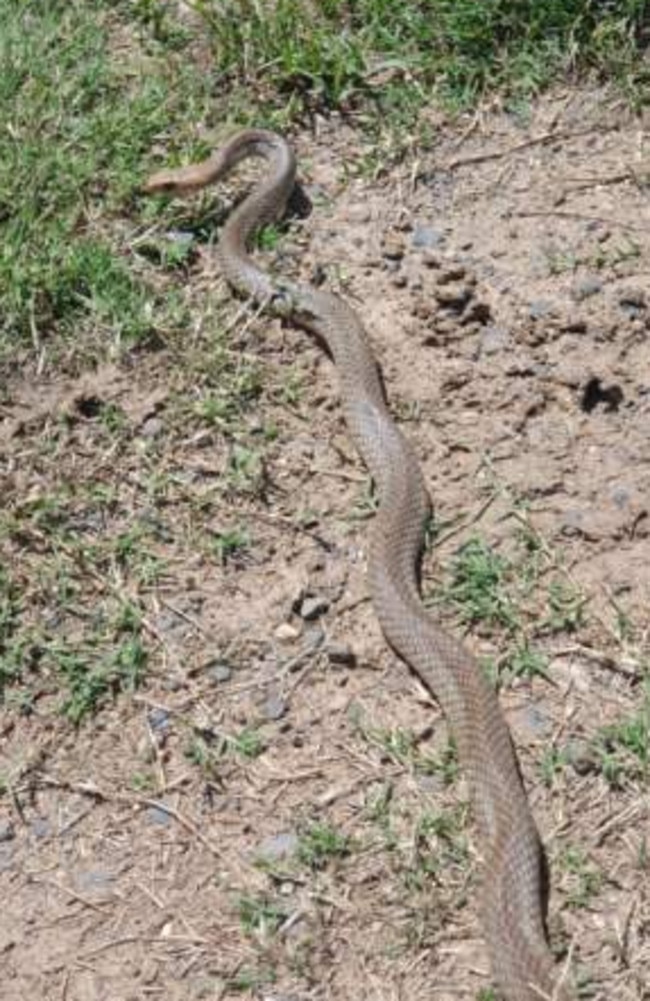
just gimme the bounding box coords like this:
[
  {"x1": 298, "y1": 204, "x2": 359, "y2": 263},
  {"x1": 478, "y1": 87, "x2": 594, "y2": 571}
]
[{"x1": 216, "y1": 130, "x2": 298, "y2": 303}]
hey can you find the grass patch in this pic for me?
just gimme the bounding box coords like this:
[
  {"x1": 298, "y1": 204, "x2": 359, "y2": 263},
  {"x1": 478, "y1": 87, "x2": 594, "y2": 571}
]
[
  {"x1": 430, "y1": 512, "x2": 596, "y2": 687},
  {"x1": 191, "y1": 0, "x2": 650, "y2": 116},
  {"x1": 297, "y1": 822, "x2": 353, "y2": 869},
  {"x1": 0, "y1": 0, "x2": 215, "y2": 354},
  {"x1": 593, "y1": 681, "x2": 650, "y2": 786}
]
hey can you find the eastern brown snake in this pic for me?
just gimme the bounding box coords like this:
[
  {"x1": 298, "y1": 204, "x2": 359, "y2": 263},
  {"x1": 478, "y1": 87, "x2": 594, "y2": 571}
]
[{"x1": 145, "y1": 129, "x2": 574, "y2": 1001}]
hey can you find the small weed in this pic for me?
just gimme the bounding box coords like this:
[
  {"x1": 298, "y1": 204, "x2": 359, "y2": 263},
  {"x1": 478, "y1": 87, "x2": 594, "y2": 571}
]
[
  {"x1": 212, "y1": 527, "x2": 251, "y2": 567},
  {"x1": 238, "y1": 893, "x2": 288, "y2": 937},
  {"x1": 441, "y1": 536, "x2": 517, "y2": 631},
  {"x1": 184, "y1": 735, "x2": 223, "y2": 779},
  {"x1": 594, "y1": 689, "x2": 650, "y2": 786},
  {"x1": 559, "y1": 847, "x2": 602, "y2": 909},
  {"x1": 539, "y1": 746, "x2": 568, "y2": 788},
  {"x1": 226, "y1": 966, "x2": 276, "y2": 992},
  {"x1": 130, "y1": 771, "x2": 156, "y2": 792},
  {"x1": 57, "y1": 630, "x2": 148, "y2": 724},
  {"x1": 230, "y1": 726, "x2": 265, "y2": 759},
  {"x1": 365, "y1": 781, "x2": 394, "y2": 827},
  {"x1": 588, "y1": 238, "x2": 641, "y2": 270},
  {"x1": 416, "y1": 807, "x2": 469, "y2": 867},
  {"x1": 500, "y1": 640, "x2": 550, "y2": 684},
  {"x1": 349, "y1": 480, "x2": 380, "y2": 521},
  {"x1": 416, "y1": 738, "x2": 459, "y2": 785},
  {"x1": 255, "y1": 223, "x2": 284, "y2": 252},
  {"x1": 545, "y1": 580, "x2": 587, "y2": 634},
  {"x1": 297, "y1": 822, "x2": 353, "y2": 869},
  {"x1": 225, "y1": 445, "x2": 267, "y2": 497}
]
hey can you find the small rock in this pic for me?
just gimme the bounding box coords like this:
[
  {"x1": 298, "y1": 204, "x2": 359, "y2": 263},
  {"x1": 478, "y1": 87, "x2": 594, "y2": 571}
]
[
  {"x1": 572, "y1": 275, "x2": 602, "y2": 301},
  {"x1": 619, "y1": 288, "x2": 646, "y2": 313},
  {"x1": 162, "y1": 675, "x2": 184, "y2": 692},
  {"x1": 515, "y1": 705, "x2": 553, "y2": 738},
  {"x1": 140, "y1": 417, "x2": 164, "y2": 439},
  {"x1": 461, "y1": 300, "x2": 491, "y2": 325},
  {"x1": 0, "y1": 821, "x2": 15, "y2": 843},
  {"x1": 436, "y1": 264, "x2": 467, "y2": 285},
  {"x1": 619, "y1": 287, "x2": 646, "y2": 308},
  {"x1": 381, "y1": 233, "x2": 405, "y2": 261},
  {"x1": 561, "y1": 318, "x2": 588, "y2": 335},
  {"x1": 346, "y1": 204, "x2": 371, "y2": 225},
  {"x1": 528, "y1": 299, "x2": 554, "y2": 320},
  {"x1": 146, "y1": 806, "x2": 172, "y2": 827},
  {"x1": 31, "y1": 818, "x2": 51, "y2": 839},
  {"x1": 564, "y1": 739, "x2": 599, "y2": 776},
  {"x1": 326, "y1": 642, "x2": 357, "y2": 667},
  {"x1": 420, "y1": 249, "x2": 442, "y2": 268},
  {"x1": 75, "y1": 869, "x2": 114, "y2": 892},
  {"x1": 479, "y1": 325, "x2": 509, "y2": 355},
  {"x1": 275, "y1": 622, "x2": 301, "y2": 643},
  {"x1": 257, "y1": 830, "x2": 299, "y2": 861},
  {"x1": 137, "y1": 736, "x2": 156, "y2": 763},
  {"x1": 411, "y1": 223, "x2": 445, "y2": 249},
  {"x1": 299, "y1": 595, "x2": 330, "y2": 621},
  {"x1": 262, "y1": 694, "x2": 288, "y2": 721},
  {"x1": 147, "y1": 708, "x2": 171, "y2": 734},
  {"x1": 434, "y1": 283, "x2": 473, "y2": 311},
  {"x1": 206, "y1": 660, "x2": 233, "y2": 684}
]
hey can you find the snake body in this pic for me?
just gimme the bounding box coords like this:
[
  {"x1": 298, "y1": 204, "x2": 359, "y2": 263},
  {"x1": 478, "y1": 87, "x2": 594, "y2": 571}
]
[{"x1": 145, "y1": 130, "x2": 573, "y2": 1001}]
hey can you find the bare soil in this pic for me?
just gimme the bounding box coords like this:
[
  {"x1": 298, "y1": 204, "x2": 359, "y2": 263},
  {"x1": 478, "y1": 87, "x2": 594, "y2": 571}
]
[{"x1": 1, "y1": 88, "x2": 649, "y2": 1001}]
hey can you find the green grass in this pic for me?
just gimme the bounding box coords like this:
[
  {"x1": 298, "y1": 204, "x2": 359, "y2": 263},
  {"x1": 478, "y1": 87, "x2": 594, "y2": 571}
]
[
  {"x1": 593, "y1": 680, "x2": 650, "y2": 786},
  {"x1": 429, "y1": 513, "x2": 601, "y2": 688},
  {"x1": 559, "y1": 846, "x2": 602, "y2": 910},
  {"x1": 0, "y1": 0, "x2": 214, "y2": 354},
  {"x1": 297, "y1": 822, "x2": 353, "y2": 869},
  {"x1": 238, "y1": 893, "x2": 289, "y2": 937},
  {"x1": 191, "y1": 0, "x2": 650, "y2": 115}
]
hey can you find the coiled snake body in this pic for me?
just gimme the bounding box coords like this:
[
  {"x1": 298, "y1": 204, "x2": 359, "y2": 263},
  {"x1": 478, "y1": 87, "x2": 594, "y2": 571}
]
[{"x1": 145, "y1": 130, "x2": 573, "y2": 1001}]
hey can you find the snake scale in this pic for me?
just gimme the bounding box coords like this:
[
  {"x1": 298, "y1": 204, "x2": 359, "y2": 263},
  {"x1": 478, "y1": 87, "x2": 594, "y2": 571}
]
[{"x1": 145, "y1": 130, "x2": 573, "y2": 1001}]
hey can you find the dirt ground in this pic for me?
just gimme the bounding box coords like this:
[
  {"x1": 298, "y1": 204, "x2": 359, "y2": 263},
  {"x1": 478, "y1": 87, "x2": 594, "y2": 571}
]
[{"x1": 1, "y1": 88, "x2": 649, "y2": 1000}]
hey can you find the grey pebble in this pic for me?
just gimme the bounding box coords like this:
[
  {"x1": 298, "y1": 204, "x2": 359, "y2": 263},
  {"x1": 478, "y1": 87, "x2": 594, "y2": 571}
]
[
  {"x1": 146, "y1": 806, "x2": 172, "y2": 827},
  {"x1": 31, "y1": 818, "x2": 51, "y2": 839},
  {"x1": 619, "y1": 287, "x2": 646, "y2": 309},
  {"x1": 528, "y1": 299, "x2": 554, "y2": 320},
  {"x1": 564, "y1": 738, "x2": 599, "y2": 776},
  {"x1": 436, "y1": 264, "x2": 467, "y2": 285},
  {"x1": 162, "y1": 675, "x2": 184, "y2": 692},
  {"x1": 299, "y1": 595, "x2": 330, "y2": 621},
  {"x1": 611, "y1": 485, "x2": 631, "y2": 509},
  {"x1": 140, "y1": 416, "x2": 164, "y2": 439},
  {"x1": 572, "y1": 275, "x2": 602, "y2": 301},
  {"x1": 75, "y1": 869, "x2": 114, "y2": 892},
  {"x1": 263, "y1": 693, "x2": 288, "y2": 721},
  {"x1": 516, "y1": 705, "x2": 553, "y2": 738},
  {"x1": 0, "y1": 846, "x2": 14, "y2": 872},
  {"x1": 411, "y1": 223, "x2": 445, "y2": 249},
  {"x1": 257, "y1": 830, "x2": 299, "y2": 861},
  {"x1": 479, "y1": 325, "x2": 510, "y2": 355},
  {"x1": 326, "y1": 642, "x2": 357, "y2": 667},
  {"x1": 381, "y1": 235, "x2": 405, "y2": 260},
  {"x1": 0, "y1": 820, "x2": 15, "y2": 843},
  {"x1": 147, "y1": 707, "x2": 171, "y2": 733},
  {"x1": 434, "y1": 283, "x2": 473, "y2": 311},
  {"x1": 206, "y1": 660, "x2": 233, "y2": 684}
]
